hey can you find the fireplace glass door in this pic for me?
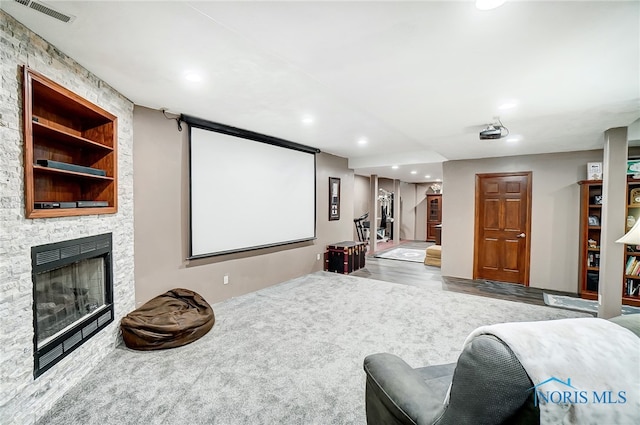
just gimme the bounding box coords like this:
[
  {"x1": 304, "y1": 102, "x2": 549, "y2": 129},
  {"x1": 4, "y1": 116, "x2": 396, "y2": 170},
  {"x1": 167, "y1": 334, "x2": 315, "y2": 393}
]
[{"x1": 34, "y1": 257, "x2": 106, "y2": 348}]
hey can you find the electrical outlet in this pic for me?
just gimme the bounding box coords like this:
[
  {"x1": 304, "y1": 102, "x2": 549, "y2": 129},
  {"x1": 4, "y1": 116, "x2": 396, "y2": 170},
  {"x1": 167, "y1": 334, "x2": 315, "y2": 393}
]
[
  {"x1": 316, "y1": 253, "x2": 321, "y2": 261},
  {"x1": 223, "y1": 274, "x2": 229, "y2": 285}
]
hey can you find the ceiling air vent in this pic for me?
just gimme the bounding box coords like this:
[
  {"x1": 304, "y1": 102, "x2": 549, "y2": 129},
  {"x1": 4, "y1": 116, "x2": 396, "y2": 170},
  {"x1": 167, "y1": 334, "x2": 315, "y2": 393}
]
[{"x1": 13, "y1": 0, "x2": 76, "y2": 23}]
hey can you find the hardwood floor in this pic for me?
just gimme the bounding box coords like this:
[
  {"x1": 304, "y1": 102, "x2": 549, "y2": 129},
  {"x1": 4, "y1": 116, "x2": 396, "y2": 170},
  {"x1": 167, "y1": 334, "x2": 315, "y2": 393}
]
[{"x1": 350, "y1": 240, "x2": 577, "y2": 307}]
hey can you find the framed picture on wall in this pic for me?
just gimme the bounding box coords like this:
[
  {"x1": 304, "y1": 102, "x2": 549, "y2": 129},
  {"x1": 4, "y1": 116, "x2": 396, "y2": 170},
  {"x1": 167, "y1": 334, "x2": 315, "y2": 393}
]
[{"x1": 329, "y1": 177, "x2": 340, "y2": 221}]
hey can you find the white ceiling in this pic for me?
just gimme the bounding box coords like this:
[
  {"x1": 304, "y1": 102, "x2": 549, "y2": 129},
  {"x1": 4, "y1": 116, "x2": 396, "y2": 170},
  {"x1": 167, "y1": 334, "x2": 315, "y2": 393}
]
[{"x1": 3, "y1": 0, "x2": 639, "y2": 183}]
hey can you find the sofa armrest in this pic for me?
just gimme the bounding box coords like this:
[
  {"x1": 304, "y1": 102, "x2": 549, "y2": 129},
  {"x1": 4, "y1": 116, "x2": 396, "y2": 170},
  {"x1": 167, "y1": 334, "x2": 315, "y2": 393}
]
[{"x1": 363, "y1": 353, "x2": 453, "y2": 425}]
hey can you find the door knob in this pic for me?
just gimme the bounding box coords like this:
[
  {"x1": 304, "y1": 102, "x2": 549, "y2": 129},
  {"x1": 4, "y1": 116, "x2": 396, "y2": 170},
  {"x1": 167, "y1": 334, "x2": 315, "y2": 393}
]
[{"x1": 516, "y1": 233, "x2": 526, "y2": 238}]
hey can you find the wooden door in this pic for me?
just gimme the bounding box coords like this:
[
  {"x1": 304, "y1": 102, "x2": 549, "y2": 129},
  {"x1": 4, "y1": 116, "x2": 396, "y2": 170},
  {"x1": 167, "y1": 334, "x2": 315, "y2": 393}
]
[{"x1": 474, "y1": 172, "x2": 532, "y2": 285}]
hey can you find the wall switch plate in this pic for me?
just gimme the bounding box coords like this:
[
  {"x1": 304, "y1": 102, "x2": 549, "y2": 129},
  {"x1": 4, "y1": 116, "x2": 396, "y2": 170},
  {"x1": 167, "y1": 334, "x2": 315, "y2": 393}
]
[
  {"x1": 316, "y1": 253, "x2": 321, "y2": 261},
  {"x1": 223, "y1": 275, "x2": 229, "y2": 285}
]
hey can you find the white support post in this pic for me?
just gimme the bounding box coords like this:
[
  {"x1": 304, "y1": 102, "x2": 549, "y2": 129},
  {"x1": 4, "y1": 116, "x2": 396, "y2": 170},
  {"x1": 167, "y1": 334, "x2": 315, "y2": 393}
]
[
  {"x1": 393, "y1": 179, "x2": 401, "y2": 245},
  {"x1": 369, "y1": 175, "x2": 378, "y2": 254},
  {"x1": 598, "y1": 127, "x2": 628, "y2": 318}
]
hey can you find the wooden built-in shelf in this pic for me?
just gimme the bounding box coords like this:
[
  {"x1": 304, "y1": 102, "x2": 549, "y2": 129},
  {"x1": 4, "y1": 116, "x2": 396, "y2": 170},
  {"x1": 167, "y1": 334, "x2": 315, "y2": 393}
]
[
  {"x1": 32, "y1": 121, "x2": 114, "y2": 153},
  {"x1": 578, "y1": 179, "x2": 640, "y2": 307},
  {"x1": 22, "y1": 67, "x2": 117, "y2": 218},
  {"x1": 33, "y1": 165, "x2": 114, "y2": 181}
]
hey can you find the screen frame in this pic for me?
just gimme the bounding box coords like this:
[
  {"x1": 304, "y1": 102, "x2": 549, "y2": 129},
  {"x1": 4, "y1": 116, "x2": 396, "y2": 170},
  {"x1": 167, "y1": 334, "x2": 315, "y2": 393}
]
[{"x1": 182, "y1": 114, "x2": 320, "y2": 260}]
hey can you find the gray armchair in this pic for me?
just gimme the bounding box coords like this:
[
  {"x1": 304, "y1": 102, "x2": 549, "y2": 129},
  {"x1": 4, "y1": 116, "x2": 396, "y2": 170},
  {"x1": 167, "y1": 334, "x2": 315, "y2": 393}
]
[{"x1": 363, "y1": 315, "x2": 640, "y2": 425}]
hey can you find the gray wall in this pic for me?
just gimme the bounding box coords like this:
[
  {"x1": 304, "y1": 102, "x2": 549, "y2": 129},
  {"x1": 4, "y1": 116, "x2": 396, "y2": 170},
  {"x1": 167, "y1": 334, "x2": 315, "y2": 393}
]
[
  {"x1": 399, "y1": 182, "x2": 417, "y2": 240},
  {"x1": 441, "y1": 150, "x2": 603, "y2": 293},
  {"x1": 0, "y1": 11, "x2": 135, "y2": 424},
  {"x1": 133, "y1": 106, "x2": 354, "y2": 305}
]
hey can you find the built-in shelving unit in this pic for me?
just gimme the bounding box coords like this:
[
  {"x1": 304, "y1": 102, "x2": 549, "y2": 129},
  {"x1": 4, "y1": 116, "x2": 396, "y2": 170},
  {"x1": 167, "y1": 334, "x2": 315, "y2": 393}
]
[
  {"x1": 22, "y1": 67, "x2": 117, "y2": 218},
  {"x1": 578, "y1": 178, "x2": 640, "y2": 306},
  {"x1": 623, "y1": 179, "x2": 640, "y2": 304},
  {"x1": 426, "y1": 194, "x2": 442, "y2": 242}
]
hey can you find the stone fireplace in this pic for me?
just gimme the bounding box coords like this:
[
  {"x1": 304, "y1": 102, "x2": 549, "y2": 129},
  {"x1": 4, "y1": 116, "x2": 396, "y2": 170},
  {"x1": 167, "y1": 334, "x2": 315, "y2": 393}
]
[
  {"x1": 2, "y1": 10, "x2": 134, "y2": 424},
  {"x1": 31, "y1": 233, "x2": 114, "y2": 378}
]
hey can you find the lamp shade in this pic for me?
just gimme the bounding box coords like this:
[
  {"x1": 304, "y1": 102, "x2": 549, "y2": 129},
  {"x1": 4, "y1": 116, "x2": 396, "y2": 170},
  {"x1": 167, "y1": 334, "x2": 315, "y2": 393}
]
[{"x1": 616, "y1": 219, "x2": 640, "y2": 245}]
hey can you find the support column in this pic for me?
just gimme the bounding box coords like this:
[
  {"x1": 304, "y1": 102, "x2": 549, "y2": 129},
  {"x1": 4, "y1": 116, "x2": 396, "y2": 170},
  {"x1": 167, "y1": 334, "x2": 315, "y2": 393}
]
[
  {"x1": 598, "y1": 127, "x2": 628, "y2": 318},
  {"x1": 369, "y1": 175, "x2": 378, "y2": 254},
  {"x1": 393, "y1": 179, "x2": 401, "y2": 245}
]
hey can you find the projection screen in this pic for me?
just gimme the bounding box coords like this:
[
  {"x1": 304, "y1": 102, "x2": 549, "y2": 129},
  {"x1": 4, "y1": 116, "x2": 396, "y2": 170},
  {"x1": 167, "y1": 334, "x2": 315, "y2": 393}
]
[{"x1": 185, "y1": 116, "x2": 318, "y2": 258}]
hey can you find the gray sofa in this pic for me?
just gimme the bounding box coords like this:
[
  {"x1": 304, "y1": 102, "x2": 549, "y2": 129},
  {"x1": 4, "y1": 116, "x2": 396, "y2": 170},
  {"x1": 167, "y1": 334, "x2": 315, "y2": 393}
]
[{"x1": 363, "y1": 314, "x2": 640, "y2": 425}]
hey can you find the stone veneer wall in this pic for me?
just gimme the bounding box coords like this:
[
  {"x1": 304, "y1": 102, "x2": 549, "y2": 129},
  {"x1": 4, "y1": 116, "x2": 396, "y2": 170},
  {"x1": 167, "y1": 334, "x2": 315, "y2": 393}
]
[{"x1": 0, "y1": 11, "x2": 135, "y2": 424}]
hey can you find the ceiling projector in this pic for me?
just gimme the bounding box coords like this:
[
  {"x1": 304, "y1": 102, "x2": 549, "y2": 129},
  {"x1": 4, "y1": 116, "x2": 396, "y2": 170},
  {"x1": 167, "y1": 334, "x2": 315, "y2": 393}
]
[{"x1": 479, "y1": 124, "x2": 505, "y2": 140}]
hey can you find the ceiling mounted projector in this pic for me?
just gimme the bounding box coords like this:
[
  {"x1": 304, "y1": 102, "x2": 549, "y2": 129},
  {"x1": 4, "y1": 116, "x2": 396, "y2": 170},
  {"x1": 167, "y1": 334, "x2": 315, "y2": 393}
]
[
  {"x1": 479, "y1": 125, "x2": 505, "y2": 140},
  {"x1": 479, "y1": 119, "x2": 509, "y2": 140}
]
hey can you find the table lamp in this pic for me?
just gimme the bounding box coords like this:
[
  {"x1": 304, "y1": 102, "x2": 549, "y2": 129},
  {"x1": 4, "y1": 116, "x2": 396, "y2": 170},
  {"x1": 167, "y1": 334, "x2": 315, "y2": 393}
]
[{"x1": 616, "y1": 219, "x2": 640, "y2": 245}]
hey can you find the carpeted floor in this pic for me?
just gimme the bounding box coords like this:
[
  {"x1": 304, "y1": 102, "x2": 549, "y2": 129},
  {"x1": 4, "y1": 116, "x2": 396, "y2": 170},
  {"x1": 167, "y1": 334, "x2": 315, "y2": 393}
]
[
  {"x1": 374, "y1": 247, "x2": 426, "y2": 263},
  {"x1": 36, "y1": 272, "x2": 590, "y2": 425}
]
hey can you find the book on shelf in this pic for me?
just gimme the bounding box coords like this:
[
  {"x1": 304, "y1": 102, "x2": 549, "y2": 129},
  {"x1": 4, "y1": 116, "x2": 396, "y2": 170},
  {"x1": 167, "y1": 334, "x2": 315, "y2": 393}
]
[
  {"x1": 626, "y1": 256, "x2": 638, "y2": 275},
  {"x1": 626, "y1": 279, "x2": 640, "y2": 296}
]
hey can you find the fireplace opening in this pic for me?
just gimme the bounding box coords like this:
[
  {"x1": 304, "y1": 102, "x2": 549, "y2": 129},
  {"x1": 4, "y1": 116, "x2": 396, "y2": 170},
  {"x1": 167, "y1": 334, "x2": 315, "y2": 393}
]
[{"x1": 32, "y1": 233, "x2": 113, "y2": 378}]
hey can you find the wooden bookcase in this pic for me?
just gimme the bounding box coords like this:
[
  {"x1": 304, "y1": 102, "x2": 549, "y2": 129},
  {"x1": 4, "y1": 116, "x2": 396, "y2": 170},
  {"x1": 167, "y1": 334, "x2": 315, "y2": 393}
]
[
  {"x1": 22, "y1": 67, "x2": 117, "y2": 218},
  {"x1": 426, "y1": 194, "x2": 442, "y2": 242},
  {"x1": 623, "y1": 178, "x2": 640, "y2": 305},
  {"x1": 578, "y1": 179, "x2": 640, "y2": 306}
]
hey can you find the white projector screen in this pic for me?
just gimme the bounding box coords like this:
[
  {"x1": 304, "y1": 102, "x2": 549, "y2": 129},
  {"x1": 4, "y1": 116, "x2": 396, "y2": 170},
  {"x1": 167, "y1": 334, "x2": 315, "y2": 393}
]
[{"x1": 187, "y1": 121, "x2": 317, "y2": 258}]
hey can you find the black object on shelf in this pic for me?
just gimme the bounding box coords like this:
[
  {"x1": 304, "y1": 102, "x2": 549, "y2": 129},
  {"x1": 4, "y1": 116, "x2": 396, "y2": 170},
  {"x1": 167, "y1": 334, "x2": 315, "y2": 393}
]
[
  {"x1": 36, "y1": 160, "x2": 106, "y2": 177},
  {"x1": 34, "y1": 202, "x2": 77, "y2": 209},
  {"x1": 77, "y1": 200, "x2": 109, "y2": 208},
  {"x1": 586, "y1": 271, "x2": 599, "y2": 292}
]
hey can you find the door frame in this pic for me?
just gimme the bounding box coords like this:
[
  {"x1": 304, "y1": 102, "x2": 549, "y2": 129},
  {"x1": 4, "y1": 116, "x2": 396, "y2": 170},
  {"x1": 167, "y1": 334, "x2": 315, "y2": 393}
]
[{"x1": 473, "y1": 171, "x2": 533, "y2": 286}]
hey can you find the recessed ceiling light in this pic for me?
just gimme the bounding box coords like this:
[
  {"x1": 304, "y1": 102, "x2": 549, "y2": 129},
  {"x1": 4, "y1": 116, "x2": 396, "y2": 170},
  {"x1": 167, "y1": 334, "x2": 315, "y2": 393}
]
[
  {"x1": 357, "y1": 138, "x2": 368, "y2": 146},
  {"x1": 301, "y1": 115, "x2": 314, "y2": 125},
  {"x1": 391, "y1": 165, "x2": 399, "y2": 170},
  {"x1": 425, "y1": 175, "x2": 431, "y2": 179},
  {"x1": 498, "y1": 101, "x2": 517, "y2": 110},
  {"x1": 411, "y1": 170, "x2": 417, "y2": 175},
  {"x1": 476, "y1": 0, "x2": 506, "y2": 11},
  {"x1": 184, "y1": 71, "x2": 203, "y2": 83}
]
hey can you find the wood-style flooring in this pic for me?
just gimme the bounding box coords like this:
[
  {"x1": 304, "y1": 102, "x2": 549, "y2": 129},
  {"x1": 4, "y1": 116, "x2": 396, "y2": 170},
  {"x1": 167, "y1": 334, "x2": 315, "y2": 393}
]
[{"x1": 351, "y1": 240, "x2": 578, "y2": 307}]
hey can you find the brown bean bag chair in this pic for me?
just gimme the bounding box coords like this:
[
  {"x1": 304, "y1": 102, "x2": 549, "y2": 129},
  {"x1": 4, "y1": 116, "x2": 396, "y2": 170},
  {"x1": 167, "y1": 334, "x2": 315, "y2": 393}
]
[{"x1": 121, "y1": 288, "x2": 214, "y2": 350}]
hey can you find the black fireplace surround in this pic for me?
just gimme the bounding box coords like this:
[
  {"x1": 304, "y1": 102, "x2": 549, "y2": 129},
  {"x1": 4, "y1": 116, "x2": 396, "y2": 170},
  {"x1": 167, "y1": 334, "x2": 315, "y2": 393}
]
[{"x1": 31, "y1": 233, "x2": 114, "y2": 378}]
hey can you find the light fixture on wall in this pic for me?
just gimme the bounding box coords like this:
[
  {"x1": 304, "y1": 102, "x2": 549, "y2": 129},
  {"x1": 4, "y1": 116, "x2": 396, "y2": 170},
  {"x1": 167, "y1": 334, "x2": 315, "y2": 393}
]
[{"x1": 616, "y1": 219, "x2": 640, "y2": 245}]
